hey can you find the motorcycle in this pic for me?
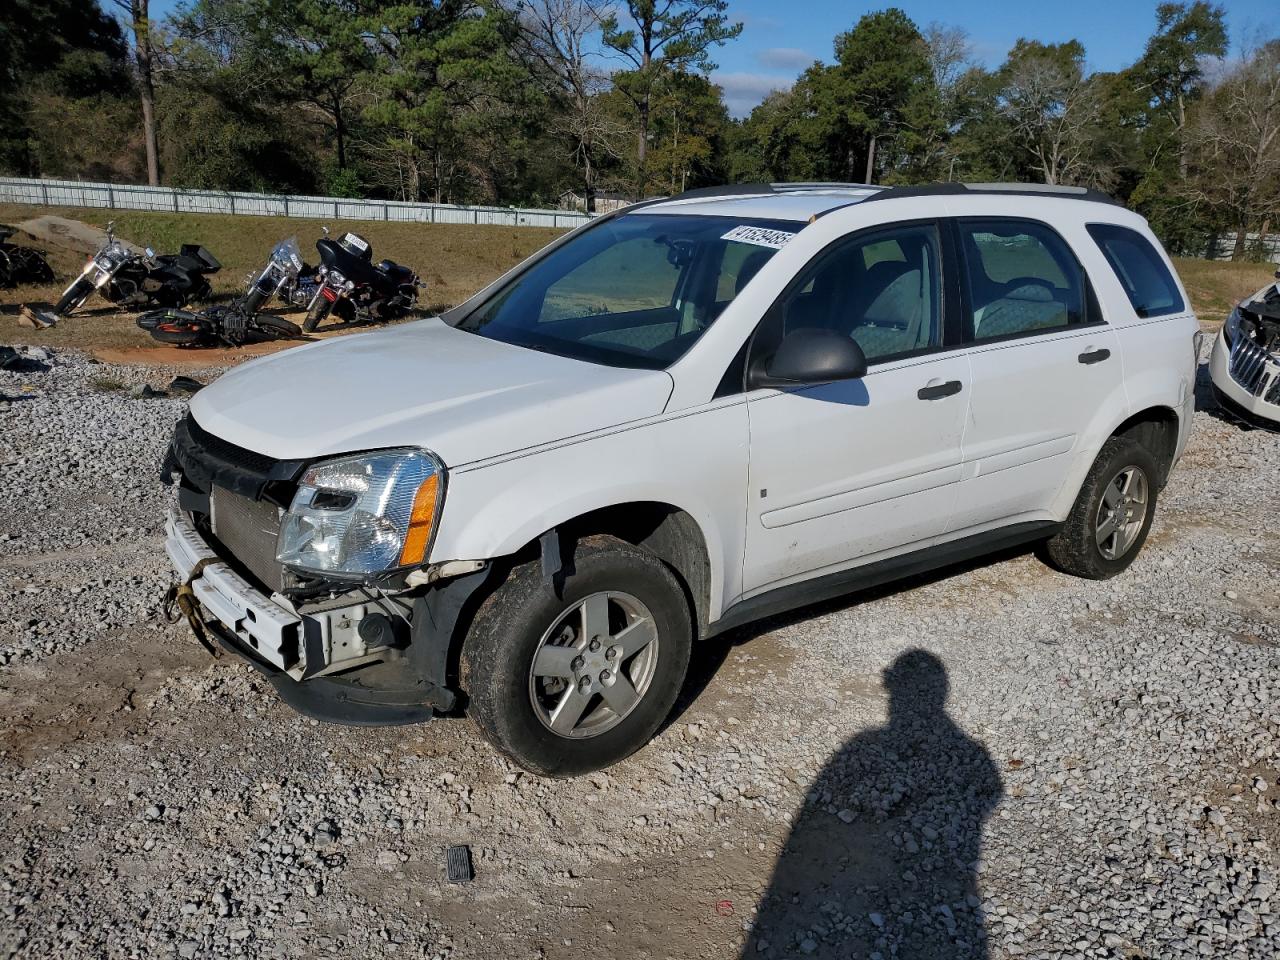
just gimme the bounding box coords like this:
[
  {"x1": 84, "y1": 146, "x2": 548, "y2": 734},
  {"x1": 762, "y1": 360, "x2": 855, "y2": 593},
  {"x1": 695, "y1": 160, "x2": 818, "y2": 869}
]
[
  {"x1": 0, "y1": 226, "x2": 55, "y2": 288},
  {"x1": 237, "y1": 236, "x2": 320, "y2": 316},
  {"x1": 136, "y1": 305, "x2": 301, "y2": 348},
  {"x1": 303, "y1": 229, "x2": 421, "y2": 332},
  {"x1": 54, "y1": 220, "x2": 221, "y2": 316}
]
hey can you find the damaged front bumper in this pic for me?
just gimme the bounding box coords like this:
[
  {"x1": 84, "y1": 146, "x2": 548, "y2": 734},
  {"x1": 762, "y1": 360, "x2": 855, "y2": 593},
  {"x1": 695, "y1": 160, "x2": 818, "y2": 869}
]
[
  {"x1": 164, "y1": 506, "x2": 484, "y2": 725},
  {"x1": 1209, "y1": 327, "x2": 1280, "y2": 428}
]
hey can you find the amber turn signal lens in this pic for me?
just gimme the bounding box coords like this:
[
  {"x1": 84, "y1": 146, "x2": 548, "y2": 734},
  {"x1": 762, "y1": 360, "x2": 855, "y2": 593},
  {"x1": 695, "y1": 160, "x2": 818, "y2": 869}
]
[{"x1": 398, "y1": 474, "x2": 440, "y2": 566}]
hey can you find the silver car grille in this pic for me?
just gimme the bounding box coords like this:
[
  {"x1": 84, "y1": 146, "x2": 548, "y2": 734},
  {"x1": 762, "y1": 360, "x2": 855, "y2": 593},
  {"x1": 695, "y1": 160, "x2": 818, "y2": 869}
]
[
  {"x1": 211, "y1": 486, "x2": 286, "y2": 593},
  {"x1": 1228, "y1": 334, "x2": 1279, "y2": 399}
]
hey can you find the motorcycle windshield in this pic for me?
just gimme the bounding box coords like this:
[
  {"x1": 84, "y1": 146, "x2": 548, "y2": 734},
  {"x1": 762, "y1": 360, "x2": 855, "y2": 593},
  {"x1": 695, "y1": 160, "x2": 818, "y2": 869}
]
[{"x1": 271, "y1": 237, "x2": 304, "y2": 275}]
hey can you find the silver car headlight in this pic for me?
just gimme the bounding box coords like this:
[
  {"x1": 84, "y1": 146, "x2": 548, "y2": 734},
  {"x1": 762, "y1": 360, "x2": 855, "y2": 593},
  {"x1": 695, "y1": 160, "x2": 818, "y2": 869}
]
[{"x1": 276, "y1": 448, "x2": 444, "y2": 578}]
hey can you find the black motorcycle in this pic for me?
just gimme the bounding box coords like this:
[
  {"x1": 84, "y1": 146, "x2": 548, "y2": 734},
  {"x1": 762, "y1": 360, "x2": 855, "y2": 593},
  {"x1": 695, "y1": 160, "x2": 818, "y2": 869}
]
[
  {"x1": 54, "y1": 220, "x2": 221, "y2": 316},
  {"x1": 0, "y1": 226, "x2": 55, "y2": 288},
  {"x1": 303, "y1": 230, "x2": 421, "y2": 332},
  {"x1": 136, "y1": 305, "x2": 301, "y2": 348}
]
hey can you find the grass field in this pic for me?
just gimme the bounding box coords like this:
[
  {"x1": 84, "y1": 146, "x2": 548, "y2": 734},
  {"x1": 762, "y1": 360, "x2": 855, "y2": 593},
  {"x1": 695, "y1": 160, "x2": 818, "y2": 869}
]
[{"x1": 0, "y1": 203, "x2": 1275, "y2": 359}]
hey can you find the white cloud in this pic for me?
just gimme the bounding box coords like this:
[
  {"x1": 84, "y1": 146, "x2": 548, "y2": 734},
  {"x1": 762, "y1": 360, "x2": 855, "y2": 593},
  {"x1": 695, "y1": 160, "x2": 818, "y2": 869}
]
[
  {"x1": 756, "y1": 47, "x2": 815, "y2": 71},
  {"x1": 713, "y1": 71, "x2": 795, "y2": 118}
]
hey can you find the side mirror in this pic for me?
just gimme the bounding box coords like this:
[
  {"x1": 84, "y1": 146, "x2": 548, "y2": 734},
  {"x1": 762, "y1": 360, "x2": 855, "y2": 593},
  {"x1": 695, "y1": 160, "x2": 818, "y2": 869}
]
[
  {"x1": 145, "y1": 246, "x2": 156, "y2": 259},
  {"x1": 753, "y1": 327, "x2": 867, "y2": 388}
]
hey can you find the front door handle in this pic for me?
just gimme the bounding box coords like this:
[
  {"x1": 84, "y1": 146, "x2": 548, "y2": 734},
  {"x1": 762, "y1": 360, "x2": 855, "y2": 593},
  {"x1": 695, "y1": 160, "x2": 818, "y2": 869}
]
[
  {"x1": 1078, "y1": 347, "x2": 1111, "y2": 365},
  {"x1": 917, "y1": 379, "x2": 963, "y2": 400}
]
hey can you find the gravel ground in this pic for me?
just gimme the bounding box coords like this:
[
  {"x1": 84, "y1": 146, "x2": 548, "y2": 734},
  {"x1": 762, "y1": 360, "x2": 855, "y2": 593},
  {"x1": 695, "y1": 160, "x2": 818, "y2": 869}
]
[{"x1": 0, "y1": 343, "x2": 1277, "y2": 960}]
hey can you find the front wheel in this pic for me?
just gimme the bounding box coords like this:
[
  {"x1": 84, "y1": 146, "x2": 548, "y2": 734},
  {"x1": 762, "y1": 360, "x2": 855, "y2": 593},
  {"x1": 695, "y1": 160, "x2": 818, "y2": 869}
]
[
  {"x1": 462, "y1": 536, "x2": 692, "y2": 777},
  {"x1": 302, "y1": 293, "x2": 334, "y2": 332},
  {"x1": 1041, "y1": 436, "x2": 1159, "y2": 580},
  {"x1": 55, "y1": 277, "x2": 94, "y2": 315}
]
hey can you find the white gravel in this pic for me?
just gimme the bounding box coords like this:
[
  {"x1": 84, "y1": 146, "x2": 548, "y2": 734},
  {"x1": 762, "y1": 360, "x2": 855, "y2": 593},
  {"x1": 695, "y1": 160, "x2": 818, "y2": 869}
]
[{"x1": 0, "y1": 344, "x2": 1277, "y2": 960}]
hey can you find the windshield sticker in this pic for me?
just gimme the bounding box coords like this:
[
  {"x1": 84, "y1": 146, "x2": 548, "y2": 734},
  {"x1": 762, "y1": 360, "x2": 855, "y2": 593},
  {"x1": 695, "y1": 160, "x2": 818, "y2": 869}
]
[
  {"x1": 720, "y1": 225, "x2": 796, "y2": 250},
  {"x1": 341, "y1": 233, "x2": 369, "y2": 252}
]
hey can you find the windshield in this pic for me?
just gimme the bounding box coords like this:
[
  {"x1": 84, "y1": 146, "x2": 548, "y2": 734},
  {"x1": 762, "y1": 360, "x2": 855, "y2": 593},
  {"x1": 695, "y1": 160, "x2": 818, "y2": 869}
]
[
  {"x1": 455, "y1": 213, "x2": 799, "y2": 368},
  {"x1": 271, "y1": 237, "x2": 304, "y2": 273}
]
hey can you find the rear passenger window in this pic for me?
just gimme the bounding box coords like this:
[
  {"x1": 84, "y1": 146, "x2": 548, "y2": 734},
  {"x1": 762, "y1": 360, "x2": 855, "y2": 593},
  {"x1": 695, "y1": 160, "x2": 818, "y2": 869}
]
[
  {"x1": 1086, "y1": 223, "x2": 1184, "y2": 318},
  {"x1": 959, "y1": 220, "x2": 1085, "y2": 342}
]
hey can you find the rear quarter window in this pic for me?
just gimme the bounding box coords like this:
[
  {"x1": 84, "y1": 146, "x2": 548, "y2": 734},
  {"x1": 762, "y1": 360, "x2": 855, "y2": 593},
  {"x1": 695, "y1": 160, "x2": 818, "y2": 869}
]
[{"x1": 1086, "y1": 223, "x2": 1185, "y2": 318}]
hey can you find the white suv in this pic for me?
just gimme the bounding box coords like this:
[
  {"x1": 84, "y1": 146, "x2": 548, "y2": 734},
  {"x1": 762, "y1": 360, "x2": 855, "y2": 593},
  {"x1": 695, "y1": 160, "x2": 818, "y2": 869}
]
[{"x1": 162, "y1": 182, "x2": 1199, "y2": 775}]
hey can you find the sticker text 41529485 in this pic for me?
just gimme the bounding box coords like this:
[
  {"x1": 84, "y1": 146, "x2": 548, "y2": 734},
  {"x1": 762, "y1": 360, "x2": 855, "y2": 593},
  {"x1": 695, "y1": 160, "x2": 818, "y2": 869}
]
[{"x1": 720, "y1": 225, "x2": 796, "y2": 250}]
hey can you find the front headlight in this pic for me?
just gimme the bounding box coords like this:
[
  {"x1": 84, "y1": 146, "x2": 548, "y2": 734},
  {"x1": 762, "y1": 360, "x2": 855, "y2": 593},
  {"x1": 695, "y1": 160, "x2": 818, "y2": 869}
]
[
  {"x1": 1224, "y1": 307, "x2": 1241, "y2": 345},
  {"x1": 276, "y1": 448, "x2": 444, "y2": 578}
]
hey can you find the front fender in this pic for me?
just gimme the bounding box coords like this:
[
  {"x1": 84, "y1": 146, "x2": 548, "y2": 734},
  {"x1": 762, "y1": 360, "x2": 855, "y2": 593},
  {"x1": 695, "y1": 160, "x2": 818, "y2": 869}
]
[{"x1": 429, "y1": 400, "x2": 750, "y2": 621}]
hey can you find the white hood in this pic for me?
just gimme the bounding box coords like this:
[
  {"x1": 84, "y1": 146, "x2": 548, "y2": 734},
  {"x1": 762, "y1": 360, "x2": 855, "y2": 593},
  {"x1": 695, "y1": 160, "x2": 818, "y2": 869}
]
[{"x1": 189, "y1": 319, "x2": 674, "y2": 467}]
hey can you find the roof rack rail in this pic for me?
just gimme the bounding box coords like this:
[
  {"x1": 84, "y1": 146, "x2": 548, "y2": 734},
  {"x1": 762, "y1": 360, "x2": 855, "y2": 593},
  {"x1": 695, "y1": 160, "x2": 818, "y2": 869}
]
[
  {"x1": 661, "y1": 181, "x2": 880, "y2": 202},
  {"x1": 863, "y1": 182, "x2": 1119, "y2": 206}
]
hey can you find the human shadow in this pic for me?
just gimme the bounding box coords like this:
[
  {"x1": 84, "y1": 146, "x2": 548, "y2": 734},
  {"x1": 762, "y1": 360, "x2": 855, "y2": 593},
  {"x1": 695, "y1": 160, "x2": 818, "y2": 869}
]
[{"x1": 744, "y1": 650, "x2": 1004, "y2": 959}]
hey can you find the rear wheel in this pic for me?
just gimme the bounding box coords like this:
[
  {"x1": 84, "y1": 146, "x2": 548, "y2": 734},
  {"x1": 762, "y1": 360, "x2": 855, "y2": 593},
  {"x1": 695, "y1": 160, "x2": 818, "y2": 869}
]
[
  {"x1": 55, "y1": 278, "x2": 93, "y2": 315},
  {"x1": 462, "y1": 536, "x2": 692, "y2": 777},
  {"x1": 1041, "y1": 436, "x2": 1159, "y2": 580}
]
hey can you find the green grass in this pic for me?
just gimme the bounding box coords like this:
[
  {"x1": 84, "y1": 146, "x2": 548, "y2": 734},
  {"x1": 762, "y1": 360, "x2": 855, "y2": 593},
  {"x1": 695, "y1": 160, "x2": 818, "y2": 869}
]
[{"x1": 1172, "y1": 256, "x2": 1276, "y2": 326}]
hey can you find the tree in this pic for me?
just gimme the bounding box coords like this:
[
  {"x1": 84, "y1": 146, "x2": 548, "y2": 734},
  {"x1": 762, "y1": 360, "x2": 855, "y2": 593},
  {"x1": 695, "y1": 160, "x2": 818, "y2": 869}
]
[
  {"x1": 647, "y1": 70, "x2": 729, "y2": 193},
  {"x1": 998, "y1": 40, "x2": 1102, "y2": 186},
  {"x1": 601, "y1": 0, "x2": 741, "y2": 194},
  {"x1": 112, "y1": 0, "x2": 161, "y2": 185},
  {"x1": 0, "y1": 0, "x2": 132, "y2": 176},
  {"x1": 517, "y1": 0, "x2": 624, "y2": 209},
  {"x1": 1134, "y1": 2, "x2": 1228, "y2": 177},
  {"x1": 1184, "y1": 40, "x2": 1280, "y2": 259},
  {"x1": 360, "y1": 0, "x2": 530, "y2": 203}
]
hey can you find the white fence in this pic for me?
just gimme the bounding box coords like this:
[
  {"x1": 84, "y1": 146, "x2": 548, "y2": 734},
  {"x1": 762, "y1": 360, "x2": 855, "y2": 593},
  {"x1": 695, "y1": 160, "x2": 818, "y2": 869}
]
[
  {"x1": 0, "y1": 176, "x2": 593, "y2": 230},
  {"x1": 1206, "y1": 232, "x2": 1280, "y2": 263}
]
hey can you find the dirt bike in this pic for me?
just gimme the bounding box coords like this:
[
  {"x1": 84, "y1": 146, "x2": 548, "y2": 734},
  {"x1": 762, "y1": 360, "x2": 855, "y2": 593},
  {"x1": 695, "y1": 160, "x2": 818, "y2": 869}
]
[
  {"x1": 55, "y1": 221, "x2": 220, "y2": 316},
  {"x1": 303, "y1": 229, "x2": 421, "y2": 332},
  {"x1": 136, "y1": 306, "x2": 302, "y2": 348},
  {"x1": 0, "y1": 226, "x2": 55, "y2": 288}
]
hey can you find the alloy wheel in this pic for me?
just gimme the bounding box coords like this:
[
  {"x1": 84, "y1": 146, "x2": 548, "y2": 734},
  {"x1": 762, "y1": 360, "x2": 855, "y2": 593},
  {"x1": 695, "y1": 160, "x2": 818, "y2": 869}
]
[{"x1": 528, "y1": 591, "x2": 660, "y2": 739}]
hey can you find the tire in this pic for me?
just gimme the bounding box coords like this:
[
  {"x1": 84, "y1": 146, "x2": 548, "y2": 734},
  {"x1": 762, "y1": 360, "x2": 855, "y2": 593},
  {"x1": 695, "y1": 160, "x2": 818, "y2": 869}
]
[
  {"x1": 462, "y1": 535, "x2": 693, "y2": 777},
  {"x1": 254, "y1": 314, "x2": 302, "y2": 339},
  {"x1": 1041, "y1": 436, "x2": 1159, "y2": 580},
  {"x1": 149, "y1": 316, "x2": 212, "y2": 346},
  {"x1": 303, "y1": 294, "x2": 333, "y2": 332},
  {"x1": 55, "y1": 277, "x2": 94, "y2": 315}
]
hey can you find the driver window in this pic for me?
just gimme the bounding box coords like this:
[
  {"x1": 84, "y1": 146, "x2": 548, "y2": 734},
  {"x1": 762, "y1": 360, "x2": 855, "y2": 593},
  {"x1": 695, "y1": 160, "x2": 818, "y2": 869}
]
[
  {"x1": 768, "y1": 223, "x2": 943, "y2": 363},
  {"x1": 959, "y1": 220, "x2": 1084, "y2": 341}
]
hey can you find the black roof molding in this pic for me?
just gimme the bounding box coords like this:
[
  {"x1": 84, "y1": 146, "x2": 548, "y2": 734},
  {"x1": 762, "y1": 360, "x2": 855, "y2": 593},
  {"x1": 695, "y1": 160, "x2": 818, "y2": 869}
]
[{"x1": 860, "y1": 181, "x2": 1120, "y2": 206}]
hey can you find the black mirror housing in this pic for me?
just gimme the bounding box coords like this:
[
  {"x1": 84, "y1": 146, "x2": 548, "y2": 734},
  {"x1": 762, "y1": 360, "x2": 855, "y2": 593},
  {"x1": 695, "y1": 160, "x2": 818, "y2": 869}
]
[{"x1": 753, "y1": 327, "x2": 868, "y2": 388}]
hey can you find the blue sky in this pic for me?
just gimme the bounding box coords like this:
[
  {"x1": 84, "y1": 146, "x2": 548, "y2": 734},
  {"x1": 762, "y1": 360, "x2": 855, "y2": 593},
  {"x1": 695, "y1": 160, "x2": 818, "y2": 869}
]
[
  {"x1": 147, "y1": 0, "x2": 1274, "y2": 117},
  {"x1": 710, "y1": 0, "x2": 1275, "y2": 115}
]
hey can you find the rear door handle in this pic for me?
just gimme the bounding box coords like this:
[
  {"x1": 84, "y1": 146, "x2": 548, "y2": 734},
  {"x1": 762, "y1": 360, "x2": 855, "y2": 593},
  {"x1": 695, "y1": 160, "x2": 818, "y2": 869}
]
[
  {"x1": 1078, "y1": 348, "x2": 1111, "y2": 365},
  {"x1": 917, "y1": 379, "x2": 963, "y2": 400}
]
